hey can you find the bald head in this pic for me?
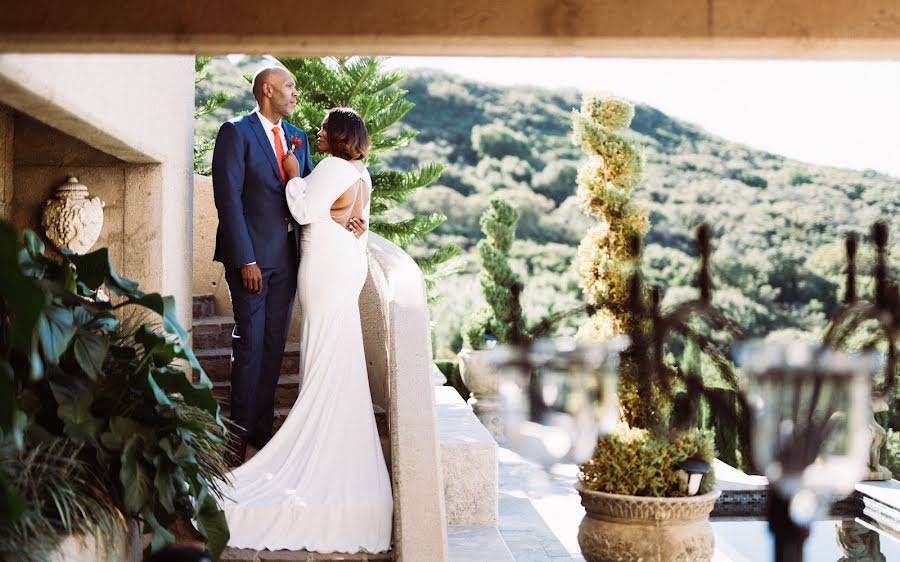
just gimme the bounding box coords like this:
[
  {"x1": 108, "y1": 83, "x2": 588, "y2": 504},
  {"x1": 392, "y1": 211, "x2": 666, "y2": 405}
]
[
  {"x1": 252, "y1": 65, "x2": 298, "y2": 121},
  {"x1": 252, "y1": 66, "x2": 291, "y2": 103}
]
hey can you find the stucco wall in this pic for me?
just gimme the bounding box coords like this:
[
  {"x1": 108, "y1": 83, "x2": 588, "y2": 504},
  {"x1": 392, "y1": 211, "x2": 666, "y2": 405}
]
[{"x1": 0, "y1": 54, "x2": 194, "y2": 330}]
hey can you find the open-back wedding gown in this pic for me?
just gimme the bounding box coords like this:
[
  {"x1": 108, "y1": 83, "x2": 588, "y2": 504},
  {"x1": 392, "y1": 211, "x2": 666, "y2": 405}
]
[{"x1": 221, "y1": 156, "x2": 393, "y2": 553}]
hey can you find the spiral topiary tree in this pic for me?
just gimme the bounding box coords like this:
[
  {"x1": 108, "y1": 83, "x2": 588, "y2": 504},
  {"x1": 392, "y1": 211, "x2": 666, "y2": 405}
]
[
  {"x1": 463, "y1": 198, "x2": 526, "y2": 349},
  {"x1": 571, "y1": 94, "x2": 651, "y2": 427}
]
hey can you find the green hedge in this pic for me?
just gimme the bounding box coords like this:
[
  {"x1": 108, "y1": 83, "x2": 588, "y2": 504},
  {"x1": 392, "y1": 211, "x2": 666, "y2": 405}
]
[{"x1": 435, "y1": 359, "x2": 470, "y2": 403}]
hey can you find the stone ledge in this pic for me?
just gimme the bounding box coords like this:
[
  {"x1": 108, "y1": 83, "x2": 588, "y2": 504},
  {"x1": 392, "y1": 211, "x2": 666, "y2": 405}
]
[
  {"x1": 711, "y1": 460, "x2": 895, "y2": 518},
  {"x1": 711, "y1": 459, "x2": 769, "y2": 517},
  {"x1": 436, "y1": 386, "x2": 499, "y2": 527}
]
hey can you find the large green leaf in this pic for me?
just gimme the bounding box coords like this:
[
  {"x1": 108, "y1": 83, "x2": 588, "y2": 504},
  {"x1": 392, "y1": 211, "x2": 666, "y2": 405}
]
[
  {"x1": 128, "y1": 294, "x2": 205, "y2": 376},
  {"x1": 102, "y1": 416, "x2": 152, "y2": 451},
  {"x1": 0, "y1": 471, "x2": 25, "y2": 525},
  {"x1": 152, "y1": 455, "x2": 177, "y2": 513},
  {"x1": 68, "y1": 247, "x2": 139, "y2": 294},
  {"x1": 194, "y1": 484, "x2": 229, "y2": 559},
  {"x1": 73, "y1": 328, "x2": 109, "y2": 381},
  {"x1": 61, "y1": 262, "x2": 77, "y2": 293},
  {"x1": 147, "y1": 370, "x2": 175, "y2": 409},
  {"x1": 22, "y1": 229, "x2": 45, "y2": 259},
  {"x1": 0, "y1": 224, "x2": 45, "y2": 376},
  {"x1": 141, "y1": 506, "x2": 175, "y2": 553},
  {"x1": 120, "y1": 435, "x2": 152, "y2": 514},
  {"x1": 0, "y1": 360, "x2": 15, "y2": 434},
  {"x1": 149, "y1": 369, "x2": 218, "y2": 417},
  {"x1": 136, "y1": 324, "x2": 176, "y2": 368},
  {"x1": 39, "y1": 304, "x2": 76, "y2": 365},
  {"x1": 73, "y1": 306, "x2": 118, "y2": 332},
  {"x1": 159, "y1": 436, "x2": 197, "y2": 466},
  {"x1": 56, "y1": 391, "x2": 104, "y2": 445}
]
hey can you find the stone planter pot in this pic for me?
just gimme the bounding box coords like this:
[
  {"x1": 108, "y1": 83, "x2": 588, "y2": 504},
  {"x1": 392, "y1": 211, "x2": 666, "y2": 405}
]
[
  {"x1": 576, "y1": 484, "x2": 721, "y2": 562},
  {"x1": 457, "y1": 348, "x2": 504, "y2": 442}
]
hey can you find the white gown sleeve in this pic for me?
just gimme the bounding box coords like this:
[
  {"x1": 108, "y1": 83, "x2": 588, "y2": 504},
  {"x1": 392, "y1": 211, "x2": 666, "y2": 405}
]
[{"x1": 285, "y1": 157, "x2": 362, "y2": 225}]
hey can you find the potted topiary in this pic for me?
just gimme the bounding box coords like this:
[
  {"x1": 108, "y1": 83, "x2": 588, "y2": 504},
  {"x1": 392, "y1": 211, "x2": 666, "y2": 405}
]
[
  {"x1": 459, "y1": 198, "x2": 582, "y2": 440},
  {"x1": 459, "y1": 198, "x2": 526, "y2": 438},
  {"x1": 570, "y1": 95, "x2": 742, "y2": 562}
]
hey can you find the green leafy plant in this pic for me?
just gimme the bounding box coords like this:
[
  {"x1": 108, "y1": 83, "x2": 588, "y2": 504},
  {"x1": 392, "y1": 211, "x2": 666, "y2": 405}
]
[
  {"x1": 0, "y1": 221, "x2": 230, "y2": 560},
  {"x1": 194, "y1": 56, "x2": 234, "y2": 175},
  {"x1": 579, "y1": 424, "x2": 716, "y2": 497},
  {"x1": 0, "y1": 439, "x2": 122, "y2": 562}
]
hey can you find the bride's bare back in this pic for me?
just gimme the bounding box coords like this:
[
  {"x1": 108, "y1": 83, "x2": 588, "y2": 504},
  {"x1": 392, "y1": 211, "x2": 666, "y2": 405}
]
[{"x1": 330, "y1": 178, "x2": 370, "y2": 230}]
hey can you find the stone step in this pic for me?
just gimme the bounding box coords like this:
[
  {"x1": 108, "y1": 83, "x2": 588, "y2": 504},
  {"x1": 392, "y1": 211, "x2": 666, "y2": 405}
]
[
  {"x1": 192, "y1": 293, "x2": 216, "y2": 319},
  {"x1": 210, "y1": 374, "x2": 300, "y2": 411},
  {"x1": 220, "y1": 548, "x2": 393, "y2": 561},
  {"x1": 192, "y1": 315, "x2": 236, "y2": 350},
  {"x1": 194, "y1": 343, "x2": 301, "y2": 382}
]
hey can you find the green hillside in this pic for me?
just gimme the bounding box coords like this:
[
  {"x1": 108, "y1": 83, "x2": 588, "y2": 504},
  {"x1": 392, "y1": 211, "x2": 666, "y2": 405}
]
[{"x1": 196, "y1": 57, "x2": 899, "y2": 357}]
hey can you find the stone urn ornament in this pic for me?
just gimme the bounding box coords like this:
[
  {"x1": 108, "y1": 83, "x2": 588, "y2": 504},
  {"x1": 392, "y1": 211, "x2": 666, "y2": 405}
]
[{"x1": 42, "y1": 176, "x2": 105, "y2": 254}]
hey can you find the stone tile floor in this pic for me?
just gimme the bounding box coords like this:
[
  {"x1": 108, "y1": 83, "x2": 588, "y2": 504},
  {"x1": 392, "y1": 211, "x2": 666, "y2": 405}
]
[{"x1": 497, "y1": 447, "x2": 585, "y2": 561}]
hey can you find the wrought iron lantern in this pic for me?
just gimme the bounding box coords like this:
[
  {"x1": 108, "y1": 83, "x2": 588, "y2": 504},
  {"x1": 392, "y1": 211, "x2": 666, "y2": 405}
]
[
  {"x1": 477, "y1": 335, "x2": 627, "y2": 468},
  {"x1": 736, "y1": 221, "x2": 899, "y2": 562}
]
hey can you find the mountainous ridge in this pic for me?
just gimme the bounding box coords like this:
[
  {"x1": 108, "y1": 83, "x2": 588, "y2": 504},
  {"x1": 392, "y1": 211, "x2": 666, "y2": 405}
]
[{"x1": 195, "y1": 57, "x2": 898, "y2": 354}]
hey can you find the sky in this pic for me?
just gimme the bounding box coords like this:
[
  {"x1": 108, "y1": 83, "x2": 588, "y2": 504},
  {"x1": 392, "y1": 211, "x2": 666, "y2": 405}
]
[{"x1": 383, "y1": 57, "x2": 900, "y2": 178}]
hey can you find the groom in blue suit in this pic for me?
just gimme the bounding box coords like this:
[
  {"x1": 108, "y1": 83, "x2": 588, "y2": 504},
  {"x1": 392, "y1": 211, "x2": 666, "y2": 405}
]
[{"x1": 211, "y1": 66, "x2": 313, "y2": 466}]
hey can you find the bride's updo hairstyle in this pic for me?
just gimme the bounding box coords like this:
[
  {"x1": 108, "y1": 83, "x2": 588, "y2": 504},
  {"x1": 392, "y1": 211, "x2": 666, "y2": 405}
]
[{"x1": 325, "y1": 108, "x2": 370, "y2": 161}]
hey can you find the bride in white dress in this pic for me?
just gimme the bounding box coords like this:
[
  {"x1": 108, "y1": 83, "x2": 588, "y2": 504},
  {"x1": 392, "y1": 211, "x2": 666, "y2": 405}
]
[{"x1": 220, "y1": 108, "x2": 393, "y2": 553}]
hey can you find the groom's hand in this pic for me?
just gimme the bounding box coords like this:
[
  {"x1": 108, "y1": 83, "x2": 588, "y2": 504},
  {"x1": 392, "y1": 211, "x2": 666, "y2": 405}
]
[
  {"x1": 282, "y1": 152, "x2": 301, "y2": 179},
  {"x1": 241, "y1": 263, "x2": 262, "y2": 294},
  {"x1": 348, "y1": 217, "x2": 367, "y2": 239}
]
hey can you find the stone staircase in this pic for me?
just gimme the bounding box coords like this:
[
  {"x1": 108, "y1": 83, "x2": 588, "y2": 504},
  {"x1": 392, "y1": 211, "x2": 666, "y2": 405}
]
[{"x1": 189, "y1": 294, "x2": 393, "y2": 561}]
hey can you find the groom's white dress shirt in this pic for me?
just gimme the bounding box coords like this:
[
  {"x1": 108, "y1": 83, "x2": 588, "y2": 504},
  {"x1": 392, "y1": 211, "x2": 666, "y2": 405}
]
[{"x1": 254, "y1": 108, "x2": 289, "y2": 157}]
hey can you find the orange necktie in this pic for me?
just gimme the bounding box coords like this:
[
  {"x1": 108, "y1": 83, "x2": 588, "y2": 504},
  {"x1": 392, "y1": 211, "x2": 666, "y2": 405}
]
[{"x1": 272, "y1": 126, "x2": 287, "y2": 182}]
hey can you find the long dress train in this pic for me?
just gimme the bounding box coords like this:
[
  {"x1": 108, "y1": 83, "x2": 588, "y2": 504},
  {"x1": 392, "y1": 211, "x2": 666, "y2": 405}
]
[{"x1": 220, "y1": 156, "x2": 393, "y2": 553}]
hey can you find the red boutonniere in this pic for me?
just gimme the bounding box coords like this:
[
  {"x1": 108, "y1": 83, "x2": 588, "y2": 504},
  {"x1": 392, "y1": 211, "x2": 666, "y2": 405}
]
[{"x1": 291, "y1": 135, "x2": 303, "y2": 151}]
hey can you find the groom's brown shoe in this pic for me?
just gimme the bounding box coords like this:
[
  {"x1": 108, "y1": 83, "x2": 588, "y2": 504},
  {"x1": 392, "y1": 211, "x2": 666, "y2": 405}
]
[{"x1": 224, "y1": 435, "x2": 247, "y2": 468}]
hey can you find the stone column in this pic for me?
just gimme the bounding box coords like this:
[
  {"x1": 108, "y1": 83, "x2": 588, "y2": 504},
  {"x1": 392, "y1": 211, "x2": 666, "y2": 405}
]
[{"x1": 0, "y1": 104, "x2": 12, "y2": 220}]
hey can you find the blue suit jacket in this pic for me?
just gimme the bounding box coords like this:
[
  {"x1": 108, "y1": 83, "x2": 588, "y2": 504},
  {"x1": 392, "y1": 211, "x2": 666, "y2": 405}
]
[{"x1": 211, "y1": 112, "x2": 314, "y2": 269}]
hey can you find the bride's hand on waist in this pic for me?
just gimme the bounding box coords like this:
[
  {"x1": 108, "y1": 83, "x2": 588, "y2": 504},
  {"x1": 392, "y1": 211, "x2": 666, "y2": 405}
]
[
  {"x1": 348, "y1": 217, "x2": 367, "y2": 239},
  {"x1": 283, "y1": 152, "x2": 301, "y2": 179}
]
